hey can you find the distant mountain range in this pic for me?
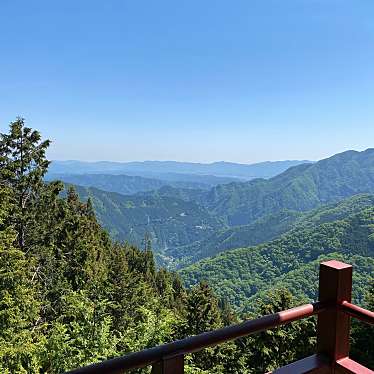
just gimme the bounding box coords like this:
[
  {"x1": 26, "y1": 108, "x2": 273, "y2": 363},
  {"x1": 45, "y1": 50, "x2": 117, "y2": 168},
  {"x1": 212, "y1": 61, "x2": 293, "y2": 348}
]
[
  {"x1": 52, "y1": 148, "x2": 374, "y2": 272},
  {"x1": 49, "y1": 159, "x2": 312, "y2": 180},
  {"x1": 46, "y1": 173, "x2": 239, "y2": 194}
]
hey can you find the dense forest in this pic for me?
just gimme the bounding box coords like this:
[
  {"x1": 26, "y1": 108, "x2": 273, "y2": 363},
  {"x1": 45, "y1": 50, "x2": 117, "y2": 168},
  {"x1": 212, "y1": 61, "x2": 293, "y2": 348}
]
[
  {"x1": 0, "y1": 119, "x2": 373, "y2": 373},
  {"x1": 181, "y1": 201, "x2": 374, "y2": 309},
  {"x1": 62, "y1": 184, "x2": 224, "y2": 268}
]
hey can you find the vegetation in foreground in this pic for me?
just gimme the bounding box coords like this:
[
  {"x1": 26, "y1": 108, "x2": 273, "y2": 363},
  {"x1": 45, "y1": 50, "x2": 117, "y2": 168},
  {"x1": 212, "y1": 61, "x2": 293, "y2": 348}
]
[{"x1": 0, "y1": 119, "x2": 372, "y2": 373}]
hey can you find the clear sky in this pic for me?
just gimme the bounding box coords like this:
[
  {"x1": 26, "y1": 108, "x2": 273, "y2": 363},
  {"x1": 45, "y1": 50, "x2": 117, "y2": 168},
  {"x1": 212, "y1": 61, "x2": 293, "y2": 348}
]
[{"x1": 0, "y1": 0, "x2": 373, "y2": 163}]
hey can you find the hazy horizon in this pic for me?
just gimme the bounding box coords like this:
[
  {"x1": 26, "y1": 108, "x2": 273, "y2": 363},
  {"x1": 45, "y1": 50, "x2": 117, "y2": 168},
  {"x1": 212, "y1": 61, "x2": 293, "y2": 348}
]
[
  {"x1": 49, "y1": 147, "x2": 374, "y2": 165},
  {"x1": 50, "y1": 158, "x2": 314, "y2": 165}
]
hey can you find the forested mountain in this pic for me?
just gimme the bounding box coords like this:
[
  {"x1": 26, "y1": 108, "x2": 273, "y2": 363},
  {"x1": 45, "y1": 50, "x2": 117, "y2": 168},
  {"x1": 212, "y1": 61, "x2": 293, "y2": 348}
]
[
  {"x1": 180, "y1": 205, "x2": 374, "y2": 310},
  {"x1": 47, "y1": 148, "x2": 374, "y2": 271},
  {"x1": 168, "y1": 209, "x2": 302, "y2": 268},
  {"x1": 203, "y1": 149, "x2": 374, "y2": 226},
  {"x1": 62, "y1": 184, "x2": 225, "y2": 266},
  {"x1": 55, "y1": 148, "x2": 374, "y2": 269},
  {"x1": 245, "y1": 253, "x2": 374, "y2": 311},
  {"x1": 171, "y1": 194, "x2": 374, "y2": 267},
  {"x1": 59, "y1": 147, "x2": 374, "y2": 269},
  {"x1": 46, "y1": 172, "x2": 241, "y2": 194},
  {"x1": 49, "y1": 159, "x2": 310, "y2": 179}
]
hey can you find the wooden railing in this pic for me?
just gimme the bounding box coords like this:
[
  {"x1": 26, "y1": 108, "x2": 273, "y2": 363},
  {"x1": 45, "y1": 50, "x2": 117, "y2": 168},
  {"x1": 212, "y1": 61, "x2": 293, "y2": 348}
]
[{"x1": 66, "y1": 260, "x2": 374, "y2": 374}]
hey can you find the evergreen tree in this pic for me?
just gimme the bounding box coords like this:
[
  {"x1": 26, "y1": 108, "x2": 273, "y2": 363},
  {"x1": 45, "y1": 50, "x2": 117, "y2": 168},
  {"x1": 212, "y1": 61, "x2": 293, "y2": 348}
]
[
  {"x1": 245, "y1": 288, "x2": 316, "y2": 373},
  {"x1": 219, "y1": 298, "x2": 238, "y2": 326},
  {"x1": 182, "y1": 282, "x2": 223, "y2": 371},
  {"x1": 0, "y1": 118, "x2": 51, "y2": 250},
  {"x1": 0, "y1": 187, "x2": 44, "y2": 373},
  {"x1": 184, "y1": 282, "x2": 222, "y2": 335},
  {"x1": 42, "y1": 291, "x2": 116, "y2": 373},
  {"x1": 183, "y1": 282, "x2": 246, "y2": 373}
]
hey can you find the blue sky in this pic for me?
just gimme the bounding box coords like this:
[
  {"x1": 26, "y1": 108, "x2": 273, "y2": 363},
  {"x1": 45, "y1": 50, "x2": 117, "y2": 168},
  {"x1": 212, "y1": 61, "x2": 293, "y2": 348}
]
[{"x1": 0, "y1": 0, "x2": 373, "y2": 163}]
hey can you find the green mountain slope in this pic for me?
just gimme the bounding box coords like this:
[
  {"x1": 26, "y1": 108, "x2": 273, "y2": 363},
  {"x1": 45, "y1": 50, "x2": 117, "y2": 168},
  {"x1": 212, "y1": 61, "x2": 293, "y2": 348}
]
[
  {"x1": 245, "y1": 253, "x2": 374, "y2": 311},
  {"x1": 67, "y1": 185, "x2": 225, "y2": 264},
  {"x1": 170, "y1": 194, "x2": 374, "y2": 267},
  {"x1": 204, "y1": 149, "x2": 374, "y2": 226},
  {"x1": 169, "y1": 209, "x2": 302, "y2": 267},
  {"x1": 180, "y1": 205, "x2": 374, "y2": 308}
]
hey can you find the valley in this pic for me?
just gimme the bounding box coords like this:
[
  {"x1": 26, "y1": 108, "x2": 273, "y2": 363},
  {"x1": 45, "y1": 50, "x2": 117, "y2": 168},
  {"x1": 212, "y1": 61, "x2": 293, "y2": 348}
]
[{"x1": 48, "y1": 149, "x2": 374, "y2": 310}]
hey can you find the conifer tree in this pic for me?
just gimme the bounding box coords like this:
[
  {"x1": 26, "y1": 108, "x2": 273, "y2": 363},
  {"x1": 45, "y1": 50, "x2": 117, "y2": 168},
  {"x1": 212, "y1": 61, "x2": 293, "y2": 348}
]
[
  {"x1": 0, "y1": 118, "x2": 51, "y2": 250},
  {"x1": 219, "y1": 297, "x2": 238, "y2": 326},
  {"x1": 246, "y1": 288, "x2": 316, "y2": 373},
  {"x1": 184, "y1": 282, "x2": 222, "y2": 335},
  {"x1": 0, "y1": 187, "x2": 44, "y2": 373},
  {"x1": 183, "y1": 282, "x2": 224, "y2": 371}
]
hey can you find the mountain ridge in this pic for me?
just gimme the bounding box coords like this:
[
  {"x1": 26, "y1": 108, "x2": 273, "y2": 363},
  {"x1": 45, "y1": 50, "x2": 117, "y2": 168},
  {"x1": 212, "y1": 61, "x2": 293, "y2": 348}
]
[{"x1": 203, "y1": 148, "x2": 374, "y2": 226}]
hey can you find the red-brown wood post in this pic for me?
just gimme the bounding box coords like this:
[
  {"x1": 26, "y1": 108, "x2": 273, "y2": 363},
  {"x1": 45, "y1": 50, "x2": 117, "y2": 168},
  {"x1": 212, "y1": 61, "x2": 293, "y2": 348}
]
[
  {"x1": 151, "y1": 354, "x2": 184, "y2": 374},
  {"x1": 317, "y1": 260, "x2": 352, "y2": 365}
]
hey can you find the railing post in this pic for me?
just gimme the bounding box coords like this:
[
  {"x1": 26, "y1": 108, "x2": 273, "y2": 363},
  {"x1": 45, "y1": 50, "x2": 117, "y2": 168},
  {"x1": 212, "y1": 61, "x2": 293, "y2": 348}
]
[
  {"x1": 317, "y1": 260, "x2": 352, "y2": 365},
  {"x1": 151, "y1": 354, "x2": 184, "y2": 374}
]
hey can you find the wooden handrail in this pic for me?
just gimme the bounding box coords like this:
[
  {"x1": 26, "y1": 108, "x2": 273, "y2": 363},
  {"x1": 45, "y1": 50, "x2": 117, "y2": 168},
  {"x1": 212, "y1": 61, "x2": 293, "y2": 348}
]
[{"x1": 338, "y1": 300, "x2": 374, "y2": 325}]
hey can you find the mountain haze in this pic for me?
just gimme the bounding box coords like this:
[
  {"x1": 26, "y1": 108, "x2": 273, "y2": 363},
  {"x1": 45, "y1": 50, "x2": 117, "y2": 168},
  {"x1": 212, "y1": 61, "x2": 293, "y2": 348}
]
[
  {"x1": 46, "y1": 173, "x2": 236, "y2": 195},
  {"x1": 49, "y1": 159, "x2": 311, "y2": 179}
]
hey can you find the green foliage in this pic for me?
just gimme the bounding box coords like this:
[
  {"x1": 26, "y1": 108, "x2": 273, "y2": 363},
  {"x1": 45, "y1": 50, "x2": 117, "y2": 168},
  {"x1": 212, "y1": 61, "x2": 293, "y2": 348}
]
[
  {"x1": 204, "y1": 149, "x2": 374, "y2": 226},
  {"x1": 41, "y1": 291, "x2": 116, "y2": 373},
  {"x1": 61, "y1": 184, "x2": 224, "y2": 267},
  {"x1": 181, "y1": 282, "x2": 246, "y2": 374},
  {"x1": 181, "y1": 206, "x2": 374, "y2": 309},
  {"x1": 0, "y1": 188, "x2": 44, "y2": 373},
  {"x1": 243, "y1": 289, "x2": 316, "y2": 373},
  {"x1": 0, "y1": 118, "x2": 51, "y2": 250},
  {"x1": 1, "y1": 120, "x2": 373, "y2": 373}
]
